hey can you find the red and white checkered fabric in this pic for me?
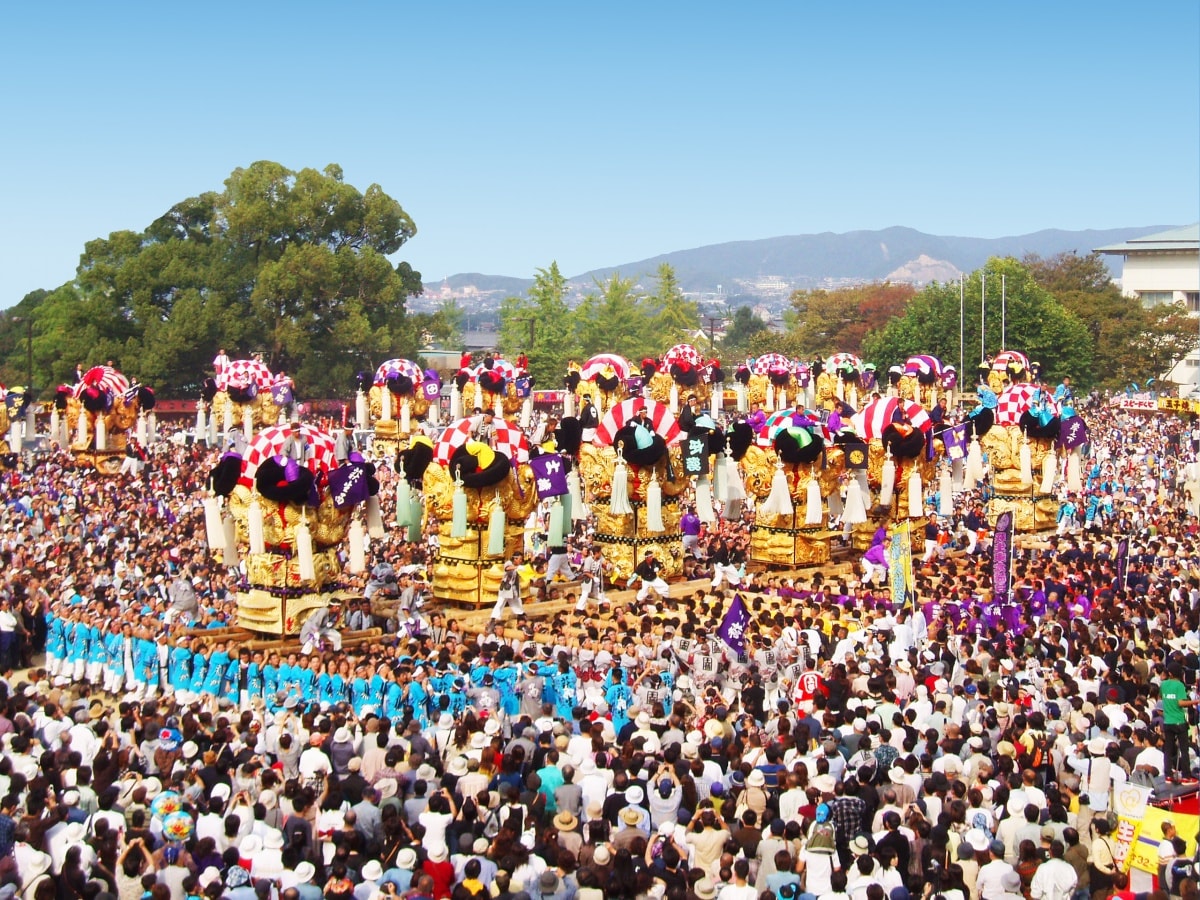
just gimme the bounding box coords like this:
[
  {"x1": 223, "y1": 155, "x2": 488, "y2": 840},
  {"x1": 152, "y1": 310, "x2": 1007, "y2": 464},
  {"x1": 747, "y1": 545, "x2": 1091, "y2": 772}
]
[
  {"x1": 995, "y1": 383, "x2": 1058, "y2": 426},
  {"x1": 373, "y1": 359, "x2": 423, "y2": 387},
  {"x1": 238, "y1": 424, "x2": 339, "y2": 489},
  {"x1": 991, "y1": 350, "x2": 1030, "y2": 376},
  {"x1": 434, "y1": 416, "x2": 528, "y2": 466},
  {"x1": 851, "y1": 398, "x2": 932, "y2": 440},
  {"x1": 579, "y1": 354, "x2": 631, "y2": 381},
  {"x1": 751, "y1": 353, "x2": 791, "y2": 375},
  {"x1": 826, "y1": 352, "x2": 862, "y2": 373},
  {"x1": 75, "y1": 366, "x2": 130, "y2": 398},
  {"x1": 662, "y1": 343, "x2": 703, "y2": 368},
  {"x1": 218, "y1": 359, "x2": 273, "y2": 392},
  {"x1": 594, "y1": 397, "x2": 682, "y2": 447},
  {"x1": 471, "y1": 359, "x2": 518, "y2": 382}
]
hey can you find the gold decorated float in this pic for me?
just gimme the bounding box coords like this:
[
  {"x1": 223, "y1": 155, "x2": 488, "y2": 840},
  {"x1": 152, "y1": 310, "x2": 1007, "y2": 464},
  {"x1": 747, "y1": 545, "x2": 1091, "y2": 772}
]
[
  {"x1": 358, "y1": 359, "x2": 433, "y2": 457},
  {"x1": 62, "y1": 367, "x2": 154, "y2": 476}
]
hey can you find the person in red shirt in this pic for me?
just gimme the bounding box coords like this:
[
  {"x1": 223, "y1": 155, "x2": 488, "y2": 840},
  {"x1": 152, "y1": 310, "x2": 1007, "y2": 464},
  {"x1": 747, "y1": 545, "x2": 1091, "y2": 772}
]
[
  {"x1": 421, "y1": 846, "x2": 455, "y2": 899},
  {"x1": 459, "y1": 351, "x2": 473, "y2": 371}
]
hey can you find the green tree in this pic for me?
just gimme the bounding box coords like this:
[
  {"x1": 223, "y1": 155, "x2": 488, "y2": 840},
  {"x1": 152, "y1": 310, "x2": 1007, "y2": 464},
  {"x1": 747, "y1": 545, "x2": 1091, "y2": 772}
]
[
  {"x1": 786, "y1": 282, "x2": 915, "y2": 358},
  {"x1": 649, "y1": 263, "x2": 700, "y2": 345},
  {"x1": 574, "y1": 273, "x2": 656, "y2": 362},
  {"x1": 720, "y1": 305, "x2": 769, "y2": 359},
  {"x1": 1025, "y1": 251, "x2": 1197, "y2": 389},
  {"x1": 4, "y1": 161, "x2": 422, "y2": 397},
  {"x1": 861, "y1": 257, "x2": 1094, "y2": 386},
  {"x1": 497, "y1": 263, "x2": 577, "y2": 386}
]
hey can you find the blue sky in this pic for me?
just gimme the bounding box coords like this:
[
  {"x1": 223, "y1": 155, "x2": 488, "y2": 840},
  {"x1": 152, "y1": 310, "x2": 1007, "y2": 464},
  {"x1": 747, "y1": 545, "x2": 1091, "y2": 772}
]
[{"x1": 1, "y1": 1, "x2": 1197, "y2": 305}]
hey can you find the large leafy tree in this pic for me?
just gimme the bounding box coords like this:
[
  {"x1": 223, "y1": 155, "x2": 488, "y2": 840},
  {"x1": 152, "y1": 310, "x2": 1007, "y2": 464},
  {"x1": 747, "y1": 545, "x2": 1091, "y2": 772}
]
[
  {"x1": 1, "y1": 161, "x2": 424, "y2": 397},
  {"x1": 497, "y1": 263, "x2": 576, "y2": 387},
  {"x1": 649, "y1": 263, "x2": 700, "y2": 345},
  {"x1": 785, "y1": 282, "x2": 916, "y2": 358},
  {"x1": 574, "y1": 273, "x2": 657, "y2": 363},
  {"x1": 720, "y1": 305, "x2": 770, "y2": 359},
  {"x1": 1025, "y1": 251, "x2": 1197, "y2": 389},
  {"x1": 862, "y1": 257, "x2": 1094, "y2": 385}
]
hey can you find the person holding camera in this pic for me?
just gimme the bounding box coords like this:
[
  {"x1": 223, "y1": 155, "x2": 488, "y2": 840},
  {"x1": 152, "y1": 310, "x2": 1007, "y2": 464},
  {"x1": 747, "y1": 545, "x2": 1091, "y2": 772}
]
[{"x1": 686, "y1": 803, "x2": 731, "y2": 880}]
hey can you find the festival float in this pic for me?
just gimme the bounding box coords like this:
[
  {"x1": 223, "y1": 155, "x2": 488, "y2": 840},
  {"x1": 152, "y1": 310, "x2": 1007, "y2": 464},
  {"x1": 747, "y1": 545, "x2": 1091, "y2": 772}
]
[
  {"x1": 200, "y1": 359, "x2": 287, "y2": 445},
  {"x1": 965, "y1": 351, "x2": 1087, "y2": 533},
  {"x1": 742, "y1": 353, "x2": 804, "y2": 413},
  {"x1": 206, "y1": 423, "x2": 378, "y2": 634},
  {"x1": 740, "y1": 409, "x2": 846, "y2": 566},
  {"x1": 355, "y1": 358, "x2": 436, "y2": 456},
  {"x1": 644, "y1": 344, "x2": 721, "y2": 416},
  {"x1": 815, "y1": 353, "x2": 864, "y2": 411},
  {"x1": 62, "y1": 366, "x2": 156, "y2": 475},
  {"x1": 577, "y1": 398, "x2": 690, "y2": 581},
  {"x1": 569, "y1": 354, "x2": 632, "y2": 418},
  {"x1": 846, "y1": 396, "x2": 942, "y2": 550},
  {"x1": 453, "y1": 358, "x2": 527, "y2": 422},
  {"x1": 420, "y1": 416, "x2": 538, "y2": 608}
]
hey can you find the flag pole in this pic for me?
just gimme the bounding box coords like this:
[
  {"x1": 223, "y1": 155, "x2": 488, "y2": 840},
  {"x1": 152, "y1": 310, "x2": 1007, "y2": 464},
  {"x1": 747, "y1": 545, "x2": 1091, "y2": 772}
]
[
  {"x1": 981, "y1": 271, "x2": 987, "y2": 363},
  {"x1": 959, "y1": 274, "x2": 965, "y2": 380}
]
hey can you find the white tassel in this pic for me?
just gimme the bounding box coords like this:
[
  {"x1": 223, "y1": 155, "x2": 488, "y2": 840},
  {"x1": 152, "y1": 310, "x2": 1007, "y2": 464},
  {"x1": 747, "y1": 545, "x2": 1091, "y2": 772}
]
[
  {"x1": 427, "y1": 393, "x2": 440, "y2": 426},
  {"x1": 951, "y1": 457, "x2": 964, "y2": 491},
  {"x1": 568, "y1": 468, "x2": 587, "y2": 521},
  {"x1": 713, "y1": 451, "x2": 727, "y2": 502},
  {"x1": 827, "y1": 484, "x2": 843, "y2": 520},
  {"x1": 487, "y1": 499, "x2": 507, "y2": 556},
  {"x1": 946, "y1": 388, "x2": 954, "y2": 412},
  {"x1": 223, "y1": 402, "x2": 233, "y2": 435},
  {"x1": 646, "y1": 473, "x2": 665, "y2": 532},
  {"x1": 966, "y1": 436, "x2": 983, "y2": 485},
  {"x1": 1019, "y1": 438, "x2": 1032, "y2": 486},
  {"x1": 880, "y1": 454, "x2": 896, "y2": 507},
  {"x1": 194, "y1": 403, "x2": 205, "y2": 440},
  {"x1": 669, "y1": 383, "x2": 679, "y2": 414},
  {"x1": 725, "y1": 454, "x2": 746, "y2": 501},
  {"x1": 907, "y1": 466, "x2": 923, "y2": 518},
  {"x1": 8, "y1": 424, "x2": 21, "y2": 453},
  {"x1": 805, "y1": 473, "x2": 823, "y2": 526},
  {"x1": 736, "y1": 382, "x2": 748, "y2": 413},
  {"x1": 207, "y1": 411, "x2": 218, "y2": 446},
  {"x1": 248, "y1": 494, "x2": 265, "y2": 555},
  {"x1": 843, "y1": 477, "x2": 868, "y2": 525},
  {"x1": 278, "y1": 409, "x2": 287, "y2": 426},
  {"x1": 203, "y1": 496, "x2": 224, "y2": 551},
  {"x1": 710, "y1": 387, "x2": 721, "y2": 419},
  {"x1": 930, "y1": 385, "x2": 938, "y2": 408},
  {"x1": 939, "y1": 467, "x2": 953, "y2": 516},
  {"x1": 243, "y1": 405, "x2": 254, "y2": 443},
  {"x1": 395, "y1": 475, "x2": 412, "y2": 527},
  {"x1": 849, "y1": 385, "x2": 858, "y2": 409},
  {"x1": 95, "y1": 416, "x2": 107, "y2": 451},
  {"x1": 836, "y1": 378, "x2": 845, "y2": 401},
  {"x1": 766, "y1": 383, "x2": 775, "y2": 411},
  {"x1": 610, "y1": 456, "x2": 633, "y2": 515},
  {"x1": 366, "y1": 495, "x2": 384, "y2": 538},
  {"x1": 494, "y1": 393, "x2": 504, "y2": 419},
  {"x1": 349, "y1": 518, "x2": 366, "y2": 574},
  {"x1": 1067, "y1": 451, "x2": 1082, "y2": 493},
  {"x1": 696, "y1": 475, "x2": 716, "y2": 524},
  {"x1": 380, "y1": 387, "x2": 392, "y2": 422},
  {"x1": 521, "y1": 395, "x2": 533, "y2": 429},
  {"x1": 222, "y1": 514, "x2": 239, "y2": 567},
  {"x1": 450, "y1": 384, "x2": 462, "y2": 420},
  {"x1": 451, "y1": 478, "x2": 468, "y2": 538},
  {"x1": 148, "y1": 411, "x2": 157, "y2": 443},
  {"x1": 760, "y1": 463, "x2": 794, "y2": 517},
  {"x1": 400, "y1": 399, "x2": 411, "y2": 434},
  {"x1": 805, "y1": 383, "x2": 815, "y2": 410},
  {"x1": 548, "y1": 497, "x2": 566, "y2": 545},
  {"x1": 136, "y1": 411, "x2": 147, "y2": 445},
  {"x1": 295, "y1": 515, "x2": 315, "y2": 581},
  {"x1": 50, "y1": 408, "x2": 59, "y2": 445},
  {"x1": 356, "y1": 390, "x2": 368, "y2": 429},
  {"x1": 76, "y1": 411, "x2": 87, "y2": 447},
  {"x1": 1040, "y1": 448, "x2": 1058, "y2": 494},
  {"x1": 563, "y1": 390, "x2": 575, "y2": 418},
  {"x1": 779, "y1": 388, "x2": 788, "y2": 411}
]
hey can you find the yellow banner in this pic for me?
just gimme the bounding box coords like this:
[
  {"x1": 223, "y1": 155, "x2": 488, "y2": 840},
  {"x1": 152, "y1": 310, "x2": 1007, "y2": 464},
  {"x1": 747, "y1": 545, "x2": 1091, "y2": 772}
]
[
  {"x1": 1159, "y1": 397, "x2": 1200, "y2": 415},
  {"x1": 1120, "y1": 806, "x2": 1199, "y2": 875}
]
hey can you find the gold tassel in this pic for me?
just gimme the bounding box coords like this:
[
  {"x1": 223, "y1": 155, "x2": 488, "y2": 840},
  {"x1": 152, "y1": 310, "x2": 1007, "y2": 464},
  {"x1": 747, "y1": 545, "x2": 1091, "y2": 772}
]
[
  {"x1": 907, "y1": 466, "x2": 923, "y2": 518},
  {"x1": 248, "y1": 494, "x2": 265, "y2": 555},
  {"x1": 487, "y1": 499, "x2": 507, "y2": 556},
  {"x1": 938, "y1": 467, "x2": 953, "y2": 517},
  {"x1": 295, "y1": 513, "x2": 316, "y2": 581},
  {"x1": 1040, "y1": 448, "x2": 1058, "y2": 495},
  {"x1": 349, "y1": 518, "x2": 366, "y2": 574},
  {"x1": 451, "y1": 477, "x2": 468, "y2": 538},
  {"x1": 610, "y1": 453, "x2": 633, "y2": 515},
  {"x1": 805, "y1": 471, "x2": 823, "y2": 525},
  {"x1": 760, "y1": 462, "x2": 793, "y2": 517},
  {"x1": 880, "y1": 453, "x2": 896, "y2": 507},
  {"x1": 646, "y1": 472, "x2": 665, "y2": 532},
  {"x1": 366, "y1": 495, "x2": 384, "y2": 538},
  {"x1": 843, "y1": 477, "x2": 868, "y2": 524},
  {"x1": 696, "y1": 475, "x2": 716, "y2": 524}
]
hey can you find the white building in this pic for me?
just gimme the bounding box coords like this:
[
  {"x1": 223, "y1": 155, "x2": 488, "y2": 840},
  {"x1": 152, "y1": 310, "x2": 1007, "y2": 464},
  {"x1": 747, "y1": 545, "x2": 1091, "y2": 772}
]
[{"x1": 1096, "y1": 225, "x2": 1200, "y2": 393}]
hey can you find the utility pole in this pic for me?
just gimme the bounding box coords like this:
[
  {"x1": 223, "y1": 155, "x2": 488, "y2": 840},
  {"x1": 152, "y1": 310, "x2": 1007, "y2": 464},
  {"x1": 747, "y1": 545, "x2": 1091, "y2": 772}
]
[{"x1": 701, "y1": 315, "x2": 725, "y2": 351}]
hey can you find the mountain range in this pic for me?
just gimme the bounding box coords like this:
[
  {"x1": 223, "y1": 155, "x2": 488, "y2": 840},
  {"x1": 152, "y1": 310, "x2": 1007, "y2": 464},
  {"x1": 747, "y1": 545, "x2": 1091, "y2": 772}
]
[{"x1": 421, "y1": 225, "x2": 1168, "y2": 303}]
